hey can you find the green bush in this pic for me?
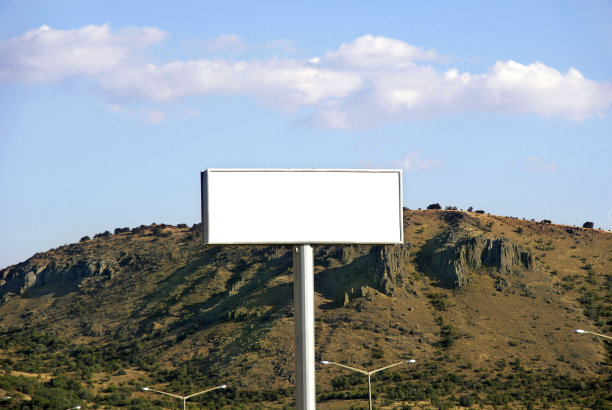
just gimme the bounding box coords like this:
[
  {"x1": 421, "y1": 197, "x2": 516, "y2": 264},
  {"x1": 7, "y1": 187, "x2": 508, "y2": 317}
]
[
  {"x1": 427, "y1": 293, "x2": 449, "y2": 311},
  {"x1": 459, "y1": 394, "x2": 477, "y2": 407}
]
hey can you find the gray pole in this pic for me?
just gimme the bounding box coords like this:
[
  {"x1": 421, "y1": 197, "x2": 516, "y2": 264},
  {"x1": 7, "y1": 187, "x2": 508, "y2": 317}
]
[
  {"x1": 293, "y1": 244, "x2": 315, "y2": 410},
  {"x1": 368, "y1": 373, "x2": 372, "y2": 410}
]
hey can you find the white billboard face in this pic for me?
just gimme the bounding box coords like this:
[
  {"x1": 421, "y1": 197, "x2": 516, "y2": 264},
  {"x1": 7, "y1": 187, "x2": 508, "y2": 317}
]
[{"x1": 201, "y1": 169, "x2": 403, "y2": 245}]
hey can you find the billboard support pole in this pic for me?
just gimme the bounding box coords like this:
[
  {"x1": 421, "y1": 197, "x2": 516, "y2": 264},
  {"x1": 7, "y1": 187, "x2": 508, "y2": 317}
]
[{"x1": 293, "y1": 244, "x2": 315, "y2": 410}]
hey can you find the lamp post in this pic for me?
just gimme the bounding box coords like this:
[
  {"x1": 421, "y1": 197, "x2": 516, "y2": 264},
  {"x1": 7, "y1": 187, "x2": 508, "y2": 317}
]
[
  {"x1": 141, "y1": 384, "x2": 227, "y2": 410},
  {"x1": 321, "y1": 359, "x2": 416, "y2": 410},
  {"x1": 574, "y1": 329, "x2": 612, "y2": 340}
]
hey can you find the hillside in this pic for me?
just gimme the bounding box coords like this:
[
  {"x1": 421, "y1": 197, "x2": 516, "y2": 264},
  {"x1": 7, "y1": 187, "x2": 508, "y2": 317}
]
[{"x1": 0, "y1": 210, "x2": 610, "y2": 409}]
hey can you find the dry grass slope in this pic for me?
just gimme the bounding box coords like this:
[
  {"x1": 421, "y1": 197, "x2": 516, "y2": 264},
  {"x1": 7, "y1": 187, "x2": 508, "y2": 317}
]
[{"x1": 0, "y1": 211, "x2": 610, "y2": 409}]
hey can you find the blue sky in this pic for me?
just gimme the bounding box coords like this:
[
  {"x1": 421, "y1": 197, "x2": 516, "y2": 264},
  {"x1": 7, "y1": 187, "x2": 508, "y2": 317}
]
[{"x1": 1, "y1": 0, "x2": 611, "y2": 269}]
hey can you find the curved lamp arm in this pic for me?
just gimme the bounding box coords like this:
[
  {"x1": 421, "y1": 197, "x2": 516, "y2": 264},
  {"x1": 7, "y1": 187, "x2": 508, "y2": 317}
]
[
  {"x1": 321, "y1": 359, "x2": 416, "y2": 376},
  {"x1": 369, "y1": 359, "x2": 416, "y2": 376},
  {"x1": 141, "y1": 387, "x2": 183, "y2": 400},
  {"x1": 321, "y1": 360, "x2": 368, "y2": 375},
  {"x1": 574, "y1": 329, "x2": 612, "y2": 340},
  {"x1": 185, "y1": 385, "x2": 227, "y2": 400}
]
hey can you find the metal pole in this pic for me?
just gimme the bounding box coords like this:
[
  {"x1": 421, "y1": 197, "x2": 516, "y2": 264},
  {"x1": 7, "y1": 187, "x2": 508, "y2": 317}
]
[
  {"x1": 368, "y1": 373, "x2": 372, "y2": 410},
  {"x1": 293, "y1": 244, "x2": 315, "y2": 410}
]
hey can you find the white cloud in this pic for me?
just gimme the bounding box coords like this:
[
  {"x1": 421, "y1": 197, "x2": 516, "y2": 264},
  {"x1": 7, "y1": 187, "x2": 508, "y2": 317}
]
[
  {"x1": 0, "y1": 24, "x2": 166, "y2": 83},
  {"x1": 1, "y1": 25, "x2": 610, "y2": 127},
  {"x1": 323, "y1": 35, "x2": 440, "y2": 68},
  {"x1": 364, "y1": 153, "x2": 443, "y2": 172},
  {"x1": 525, "y1": 157, "x2": 557, "y2": 172},
  {"x1": 399, "y1": 153, "x2": 444, "y2": 171},
  {"x1": 481, "y1": 61, "x2": 610, "y2": 121},
  {"x1": 97, "y1": 59, "x2": 363, "y2": 108}
]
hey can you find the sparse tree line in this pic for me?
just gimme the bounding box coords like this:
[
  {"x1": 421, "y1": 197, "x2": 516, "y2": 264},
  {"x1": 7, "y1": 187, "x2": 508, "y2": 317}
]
[
  {"x1": 76, "y1": 214, "x2": 601, "y2": 246},
  {"x1": 421, "y1": 204, "x2": 600, "y2": 230},
  {"x1": 80, "y1": 223, "x2": 195, "y2": 243}
]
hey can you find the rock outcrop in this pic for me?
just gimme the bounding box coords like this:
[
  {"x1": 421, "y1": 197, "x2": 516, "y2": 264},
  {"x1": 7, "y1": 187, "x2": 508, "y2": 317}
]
[
  {"x1": 417, "y1": 232, "x2": 533, "y2": 288},
  {"x1": 374, "y1": 243, "x2": 413, "y2": 296},
  {"x1": 1, "y1": 257, "x2": 117, "y2": 302}
]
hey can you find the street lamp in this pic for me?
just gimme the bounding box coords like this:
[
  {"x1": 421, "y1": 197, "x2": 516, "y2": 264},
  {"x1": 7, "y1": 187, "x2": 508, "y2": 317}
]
[
  {"x1": 140, "y1": 384, "x2": 227, "y2": 410},
  {"x1": 321, "y1": 359, "x2": 416, "y2": 410},
  {"x1": 574, "y1": 329, "x2": 612, "y2": 340}
]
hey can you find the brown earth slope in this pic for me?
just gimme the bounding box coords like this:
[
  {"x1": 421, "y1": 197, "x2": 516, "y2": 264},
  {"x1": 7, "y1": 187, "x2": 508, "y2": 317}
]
[{"x1": 0, "y1": 210, "x2": 610, "y2": 408}]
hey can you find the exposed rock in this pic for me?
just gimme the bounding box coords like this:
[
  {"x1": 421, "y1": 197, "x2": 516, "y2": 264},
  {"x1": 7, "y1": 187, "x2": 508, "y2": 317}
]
[
  {"x1": 374, "y1": 243, "x2": 413, "y2": 296},
  {"x1": 417, "y1": 232, "x2": 532, "y2": 289},
  {"x1": 0, "y1": 257, "x2": 118, "y2": 300}
]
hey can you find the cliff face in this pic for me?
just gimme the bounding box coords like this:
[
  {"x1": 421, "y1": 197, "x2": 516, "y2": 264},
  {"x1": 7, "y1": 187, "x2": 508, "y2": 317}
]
[
  {"x1": 1, "y1": 258, "x2": 114, "y2": 300},
  {"x1": 417, "y1": 231, "x2": 533, "y2": 289},
  {"x1": 375, "y1": 243, "x2": 413, "y2": 296}
]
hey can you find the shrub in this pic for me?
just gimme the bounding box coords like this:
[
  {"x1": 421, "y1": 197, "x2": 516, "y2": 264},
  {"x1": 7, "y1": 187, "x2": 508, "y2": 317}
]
[
  {"x1": 94, "y1": 231, "x2": 111, "y2": 238},
  {"x1": 440, "y1": 322, "x2": 459, "y2": 348},
  {"x1": 79, "y1": 236, "x2": 90, "y2": 242},
  {"x1": 427, "y1": 203, "x2": 442, "y2": 210},
  {"x1": 459, "y1": 394, "x2": 477, "y2": 407},
  {"x1": 153, "y1": 227, "x2": 172, "y2": 237},
  {"x1": 475, "y1": 210, "x2": 485, "y2": 214},
  {"x1": 427, "y1": 293, "x2": 449, "y2": 311},
  {"x1": 583, "y1": 221, "x2": 594, "y2": 229},
  {"x1": 131, "y1": 225, "x2": 147, "y2": 234}
]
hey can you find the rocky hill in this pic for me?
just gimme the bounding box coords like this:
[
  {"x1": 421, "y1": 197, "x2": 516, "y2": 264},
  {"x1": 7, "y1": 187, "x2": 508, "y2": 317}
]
[{"x1": 0, "y1": 210, "x2": 610, "y2": 409}]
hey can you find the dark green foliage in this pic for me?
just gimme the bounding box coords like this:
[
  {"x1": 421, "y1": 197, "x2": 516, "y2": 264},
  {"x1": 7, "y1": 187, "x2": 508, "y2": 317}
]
[
  {"x1": 578, "y1": 290, "x2": 612, "y2": 325},
  {"x1": 79, "y1": 235, "x2": 90, "y2": 242},
  {"x1": 131, "y1": 225, "x2": 147, "y2": 234},
  {"x1": 439, "y1": 322, "x2": 460, "y2": 348},
  {"x1": 427, "y1": 203, "x2": 442, "y2": 210},
  {"x1": 458, "y1": 394, "x2": 477, "y2": 407},
  {"x1": 94, "y1": 230, "x2": 111, "y2": 238},
  {"x1": 0, "y1": 374, "x2": 91, "y2": 409},
  {"x1": 331, "y1": 373, "x2": 366, "y2": 390},
  {"x1": 153, "y1": 226, "x2": 172, "y2": 237},
  {"x1": 583, "y1": 221, "x2": 594, "y2": 229},
  {"x1": 426, "y1": 292, "x2": 449, "y2": 311}
]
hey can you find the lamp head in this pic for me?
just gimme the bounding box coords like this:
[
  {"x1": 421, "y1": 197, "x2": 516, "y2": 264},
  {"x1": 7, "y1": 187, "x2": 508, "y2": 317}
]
[
  {"x1": 320, "y1": 360, "x2": 330, "y2": 365},
  {"x1": 220, "y1": 384, "x2": 227, "y2": 389},
  {"x1": 406, "y1": 359, "x2": 416, "y2": 363},
  {"x1": 574, "y1": 329, "x2": 587, "y2": 334},
  {"x1": 141, "y1": 387, "x2": 151, "y2": 391}
]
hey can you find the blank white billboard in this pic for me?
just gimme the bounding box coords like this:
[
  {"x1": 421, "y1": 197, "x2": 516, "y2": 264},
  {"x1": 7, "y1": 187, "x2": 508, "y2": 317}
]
[{"x1": 201, "y1": 169, "x2": 403, "y2": 245}]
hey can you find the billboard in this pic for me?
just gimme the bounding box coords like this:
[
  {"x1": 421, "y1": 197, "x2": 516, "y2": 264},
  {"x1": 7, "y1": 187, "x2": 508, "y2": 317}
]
[{"x1": 201, "y1": 169, "x2": 403, "y2": 245}]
